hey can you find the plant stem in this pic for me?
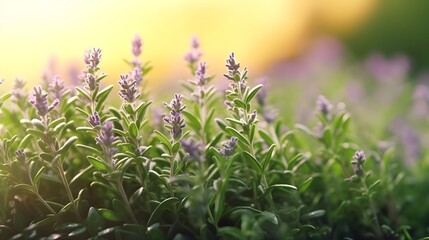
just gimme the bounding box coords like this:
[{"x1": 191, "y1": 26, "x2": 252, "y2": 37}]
[
  {"x1": 361, "y1": 178, "x2": 383, "y2": 240},
  {"x1": 56, "y1": 162, "x2": 82, "y2": 221},
  {"x1": 116, "y1": 179, "x2": 138, "y2": 224}
]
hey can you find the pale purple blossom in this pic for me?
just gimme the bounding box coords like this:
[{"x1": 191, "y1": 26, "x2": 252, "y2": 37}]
[
  {"x1": 181, "y1": 138, "x2": 201, "y2": 159},
  {"x1": 163, "y1": 94, "x2": 186, "y2": 139},
  {"x1": 29, "y1": 85, "x2": 59, "y2": 117},
  {"x1": 96, "y1": 121, "x2": 117, "y2": 164},
  {"x1": 131, "y1": 34, "x2": 142, "y2": 57},
  {"x1": 195, "y1": 62, "x2": 207, "y2": 86},
  {"x1": 49, "y1": 75, "x2": 66, "y2": 100},
  {"x1": 223, "y1": 53, "x2": 241, "y2": 81},
  {"x1": 84, "y1": 48, "x2": 102, "y2": 71},
  {"x1": 130, "y1": 67, "x2": 143, "y2": 86},
  {"x1": 316, "y1": 95, "x2": 333, "y2": 119},
  {"x1": 351, "y1": 150, "x2": 366, "y2": 177},
  {"x1": 184, "y1": 36, "x2": 202, "y2": 65},
  {"x1": 119, "y1": 74, "x2": 140, "y2": 103},
  {"x1": 364, "y1": 54, "x2": 410, "y2": 82},
  {"x1": 88, "y1": 112, "x2": 101, "y2": 127},
  {"x1": 220, "y1": 137, "x2": 238, "y2": 157}
]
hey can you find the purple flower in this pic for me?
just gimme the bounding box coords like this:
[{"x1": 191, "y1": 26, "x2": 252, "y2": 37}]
[
  {"x1": 351, "y1": 151, "x2": 366, "y2": 177},
  {"x1": 84, "y1": 48, "x2": 102, "y2": 71},
  {"x1": 181, "y1": 138, "x2": 201, "y2": 159},
  {"x1": 163, "y1": 94, "x2": 186, "y2": 139},
  {"x1": 29, "y1": 85, "x2": 59, "y2": 117},
  {"x1": 223, "y1": 53, "x2": 241, "y2": 81},
  {"x1": 119, "y1": 74, "x2": 140, "y2": 103},
  {"x1": 88, "y1": 112, "x2": 101, "y2": 127},
  {"x1": 12, "y1": 78, "x2": 26, "y2": 100},
  {"x1": 195, "y1": 62, "x2": 207, "y2": 86},
  {"x1": 220, "y1": 137, "x2": 238, "y2": 157},
  {"x1": 84, "y1": 72, "x2": 98, "y2": 91},
  {"x1": 316, "y1": 95, "x2": 333, "y2": 119},
  {"x1": 49, "y1": 75, "x2": 66, "y2": 100},
  {"x1": 184, "y1": 36, "x2": 202, "y2": 65},
  {"x1": 130, "y1": 67, "x2": 143, "y2": 86},
  {"x1": 131, "y1": 34, "x2": 142, "y2": 57},
  {"x1": 364, "y1": 54, "x2": 410, "y2": 82},
  {"x1": 96, "y1": 121, "x2": 117, "y2": 164}
]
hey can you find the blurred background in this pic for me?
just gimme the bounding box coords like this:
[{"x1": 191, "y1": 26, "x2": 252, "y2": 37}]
[
  {"x1": 2, "y1": 0, "x2": 427, "y2": 90},
  {"x1": 2, "y1": 0, "x2": 429, "y2": 167}
]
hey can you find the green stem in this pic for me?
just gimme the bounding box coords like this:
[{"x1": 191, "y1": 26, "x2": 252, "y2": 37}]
[
  {"x1": 361, "y1": 178, "x2": 383, "y2": 240},
  {"x1": 57, "y1": 162, "x2": 82, "y2": 221},
  {"x1": 116, "y1": 179, "x2": 138, "y2": 224}
]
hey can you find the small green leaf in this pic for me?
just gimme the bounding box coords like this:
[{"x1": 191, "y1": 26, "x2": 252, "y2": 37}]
[
  {"x1": 154, "y1": 130, "x2": 172, "y2": 150},
  {"x1": 18, "y1": 134, "x2": 32, "y2": 149},
  {"x1": 262, "y1": 144, "x2": 276, "y2": 170},
  {"x1": 242, "y1": 151, "x2": 263, "y2": 175},
  {"x1": 215, "y1": 118, "x2": 228, "y2": 131},
  {"x1": 14, "y1": 184, "x2": 34, "y2": 194},
  {"x1": 301, "y1": 210, "x2": 326, "y2": 220},
  {"x1": 87, "y1": 156, "x2": 110, "y2": 171},
  {"x1": 182, "y1": 110, "x2": 202, "y2": 132},
  {"x1": 299, "y1": 177, "x2": 313, "y2": 193},
  {"x1": 295, "y1": 124, "x2": 317, "y2": 138},
  {"x1": 266, "y1": 184, "x2": 297, "y2": 194},
  {"x1": 26, "y1": 129, "x2": 45, "y2": 138},
  {"x1": 33, "y1": 166, "x2": 45, "y2": 187},
  {"x1": 76, "y1": 144, "x2": 103, "y2": 157},
  {"x1": 146, "y1": 197, "x2": 179, "y2": 227},
  {"x1": 58, "y1": 136, "x2": 77, "y2": 154},
  {"x1": 226, "y1": 127, "x2": 250, "y2": 146},
  {"x1": 129, "y1": 122, "x2": 138, "y2": 139},
  {"x1": 96, "y1": 85, "x2": 114, "y2": 104},
  {"x1": 245, "y1": 84, "x2": 263, "y2": 103},
  {"x1": 218, "y1": 227, "x2": 246, "y2": 240},
  {"x1": 368, "y1": 179, "x2": 381, "y2": 192},
  {"x1": 261, "y1": 211, "x2": 278, "y2": 225},
  {"x1": 99, "y1": 208, "x2": 124, "y2": 222},
  {"x1": 76, "y1": 87, "x2": 91, "y2": 102},
  {"x1": 112, "y1": 199, "x2": 130, "y2": 221},
  {"x1": 232, "y1": 98, "x2": 247, "y2": 109},
  {"x1": 87, "y1": 207, "x2": 103, "y2": 236}
]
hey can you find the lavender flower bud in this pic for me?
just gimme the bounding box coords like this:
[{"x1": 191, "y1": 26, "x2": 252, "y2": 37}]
[
  {"x1": 195, "y1": 62, "x2": 207, "y2": 86},
  {"x1": 248, "y1": 110, "x2": 257, "y2": 124},
  {"x1": 223, "y1": 53, "x2": 241, "y2": 81},
  {"x1": 351, "y1": 150, "x2": 366, "y2": 177},
  {"x1": 316, "y1": 95, "x2": 333, "y2": 119},
  {"x1": 49, "y1": 75, "x2": 66, "y2": 100},
  {"x1": 119, "y1": 74, "x2": 140, "y2": 103},
  {"x1": 184, "y1": 36, "x2": 202, "y2": 65},
  {"x1": 181, "y1": 138, "x2": 201, "y2": 159},
  {"x1": 163, "y1": 94, "x2": 186, "y2": 139},
  {"x1": 12, "y1": 78, "x2": 26, "y2": 100},
  {"x1": 130, "y1": 67, "x2": 143, "y2": 86},
  {"x1": 88, "y1": 112, "x2": 101, "y2": 127},
  {"x1": 29, "y1": 86, "x2": 59, "y2": 117},
  {"x1": 256, "y1": 86, "x2": 267, "y2": 106},
  {"x1": 84, "y1": 48, "x2": 102, "y2": 71},
  {"x1": 131, "y1": 34, "x2": 142, "y2": 57},
  {"x1": 84, "y1": 72, "x2": 98, "y2": 91},
  {"x1": 96, "y1": 121, "x2": 116, "y2": 147},
  {"x1": 220, "y1": 137, "x2": 238, "y2": 157},
  {"x1": 16, "y1": 149, "x2": 26, "y2": 162}
]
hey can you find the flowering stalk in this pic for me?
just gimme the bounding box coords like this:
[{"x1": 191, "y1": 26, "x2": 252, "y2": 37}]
[{"x1": 29, "y1": 86, "x2": 81, "y2": 221}]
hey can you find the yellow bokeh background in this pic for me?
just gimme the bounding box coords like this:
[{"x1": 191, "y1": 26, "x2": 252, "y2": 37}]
[{"x1": 0, "y1": 0, "x2": 376, "y2": 91}]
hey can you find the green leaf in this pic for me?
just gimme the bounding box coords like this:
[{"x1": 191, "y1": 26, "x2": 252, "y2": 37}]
[
  {"x1": 244, "y1": 84, "x2": 263, "y2": 103},
  {"x1": 18, "y1": 134, "x2": 32, "y2": 149},
  {"x1": 33, "y1": 166, "x2": 45, "y2": 187},
  {"x1": 226, "y1": 127, "x2": 250, "y2": 146},
  {"x1": 26, "y1": 129, "x2": 45, "y2": 138},
  {"x1": 68, "y1": 226, "x2": 87, "y2": 237},
  {"x1": 154, "y1": 130, "x2": 172, "y2": 150},
  {"x1": 368, "y1": 179, "x2": 381, "y2": 192},
  {"x1": 218, "y1": 227, "x2": 246, "y2": 240},
  {"x1": 128, "y1": 122, "x2": 138, "y2": 139},
  {"x1": 58, "y1": 136, "x2": 77, "y2": 154},
  {"x1": 87, "y1": 207, "x2": 103, "y2": 236},
  {"x1": 96, "y1": 85, "x2": 114, "y2": 104},
  {"x1": 146, "y1": 197, "x2": 179, "y2": 227},
  {"x1": 87, "y1": 156, "x2": 110, "y2": 171},
  {"x1": 258, "y1": 129, "x2": 275, "y2": 145},
  {"x1": 295, "y1": 124, "x2": 317, "y2": 138},
  {"x1": 99, "y1": 208, "x2": 124, "y2": 222},
  {"x1": 0, "y1": 92, "x2": 12, "y2": 102},
  {"x1": 182, "y1": 110, "x2": 202, "y2": 132},
  {"x1": 112, "y1": 199, "x2": 129, "y2": 221},
  {"x1": 261, "y1": 211, "x2": 278, "y2": 225},
  {"x1": 301, "y1": 210, "x2": 326, "y2": 220},
  {"x1": 215, "y1": 118, "x2": 228, "y2": 131},
  {"x1": 262, "y1": 144, "x2": 276, "y2": 170},
  {"x1": 232, "y1": 98, "x2": 247, "y2": 109},
  {"x1": 76, "y1": 87, "x2": 91, "y2": 102},
  {"x1": 49, "y1": 117, "x2": 66, "y2": 129},
  {"x1": 299, "y1": 177, "x2": 313, "y2": 193},
  {"x1": 242, "y1": 151, "x2": 263, "y2": 175},
  {"x1": 14, "y1": 184, "x2": 34, "y2": 194},
  {"x1": 76, "y1": 144, "x2": 103, "y2": 157},
  {"x1": 266, "y1": 184, "x2": 297, "y2": 194}
]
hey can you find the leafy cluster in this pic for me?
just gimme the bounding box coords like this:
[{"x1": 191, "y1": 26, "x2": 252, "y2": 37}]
[{"x1": 0, "y1": 36, "x2": 427, "y2": 240}]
